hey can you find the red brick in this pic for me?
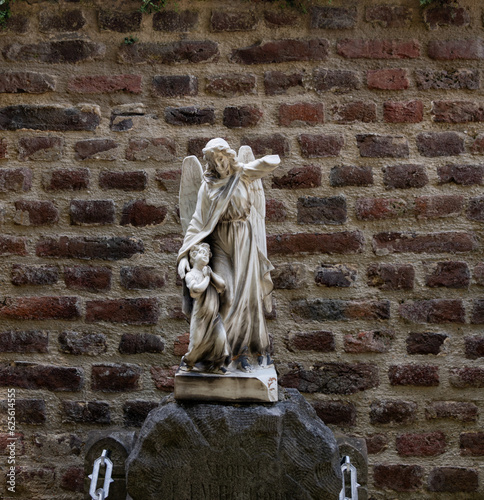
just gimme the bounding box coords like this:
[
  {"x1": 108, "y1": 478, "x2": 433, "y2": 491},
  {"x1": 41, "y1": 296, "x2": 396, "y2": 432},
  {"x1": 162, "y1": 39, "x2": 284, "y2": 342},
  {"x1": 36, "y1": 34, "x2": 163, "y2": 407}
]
[
  {"x1": 406, "y1": 332, "x2": 448, "y2": 355},
  {"x1": 152, "y1": 75, "x2": 197, "y2": 97},
  {"x1": 86, "y1": 298, "x2": 159, "y2": 325},
  {"x1": 315, "y1": 264, "x2": 356, "y2": 288},
  {"x1": 311, "y1": 6, "x2": 356, "y2": 29},
  {"x1": 36, "y1": 236, "x2": 144, "y2": 261},
  {"x1": 241, "y1": 134, "x2": 290, "y2": 157},
  {"x1": 425, "y1": 401, "x2": 478, "y2": 422},
  {"x1": 64, "y1": 265, "x2": 111, "y2": 292},
  {"x1": 372, "y1": 231, "x2": 478, "y2": 254},
  {"x1": 11, "y1": 264, "x2": 59, "y2": 286},
  {"x1": 0, "y1": 330, "x2": 48, "y2": 353},
  {"x1": 272, "y1": 165, "x2": 321, "y2": 189},
  {"x1": 417, "y1": 132, "x2": 465, "y2": 156},
  {"x1": 366, "y1": 434, "x2": 389, "y2": 454},
  {"x1": 155, "y1": 169, "x2": 181, "y2": 192},
  {"x1": 384, "y1": 100, "x2": 423, "y2": 123},
  {"x1": 68, "y1": 75, "x2": 141, "y2": 94},
  {"x1": 126, "y1": 138, "x2": 176, "y2": 162},
  {"x1": 367, "y1": 69, "x2": 408, "y2": 90},
  {"x1": 460, "y1": 432, "x2": 484, "y2": 455},
  {"x1": 92, "y1": 364, "x2": 142, "y2": 392},
  {"x1": 428, "y1": 467, "x2": 478, "y2": 493},
  {"x1": 264, "y1": 71, "x2": 304, "y2": 95},
  {"x1": 98, "y1": 10, "x2": 141, "y2": 32},
  {"x1": 465, "y1": 336, "x2": 484, "y2": 359},
  {"x1": 174, "y1": 333, "x2": 190, "y2": 356},
  {"x1": 271, "y1": 263, "x2": 308, "y2": 290},
  {"x1": 151, "y1": 366, "x2": 177, "y2": 391},
  {"x1": 153, "y1": 10, "x2": 198, "y2": 32},
  {"x1": 424, "y1": 261, "x2": 469, "y2": 288},
  {"x1": 355, "y1": 197, "x2": 408, "y2": 220},
  {"x1": 370, "y1": 399, "x2": 417, "y2": 424},
  {"x1": 61, "y1": 401, "x2": 110, "y2": 424},
  {"x1": 280, "y1": 362, "x2": 379, "y2": 394},
  {"x1": 291, "y1": 299, "x2": 389, "y2": 322},
  {"x1": 118, "y1": 41, "x2": 219, "y2": 64},
  {"x1": 389, "y1": 364, "x2": 439, "y2": 386},
  {"x1": 400, "y1": 299, "x2": 465, "y2": 324},
  {"x1": 74, "y1": 139, "x2": 118, "y2": 161},
  {"x1": 396, "y1": 431, "x2": 446, "y2": 456},
  {"x1": 432, "y1": 100, "x2": 484, "y2": 123},
  {"x1": 0, "y1": 399, "x2": 46, "y2": 424},
  {"x1": 14, "y1": 200, "x2": 58, "y2": 226},
  {"x1": 313, "y1": 69, "x2": 361, "y2": 92},
  {"x1": 165, "y1": 106, "x2": 215, "y2": 126},
  {"x1": 231, "y1": 39, "x2": 329, "y2": 64},
  {"x1": 18, "y1": 136, "x2": 63, "y2": 161},
  {"x1": 123, "y1": 400, "x2": 159, "y2": 427},
  {"x1": 367, "y1": 263, "x2": 414, "y2": 290},
  {"x1": 60, "y1": 466, "x2": 84, "y2": 492},
  {"x1": 471, "y1": 134, "x2": 484, "y2": 154},
  {"x1": 438, "y1": 164, "x2": 484, "y2": 185},
  {"x1": 211, "y1": 10, "x2": 256, "y2": 31},
  {"x1": 223, "y1": 106, "x2": 263, "y2": 128},
  {"x1": 297, "y1": 196, "x2": 346, "y2": 225},
  {"x1": 279, "y1": 103, "x2": 324, "y2": 127},
  {"x1": 263, "y1": 10, "x2": 298, "y2": 27},
  {"x1": 330, "y1": 166, "x2": 372, "y2": 187},
  {"x1": 0, "y1": 296, "x2": 80, "y2": 321},
  {"x1": 332, "y1": 101, "x2": 376, "y2": 123},
  {"x1": 42, "y1": 168, "x2": 89, "y2": 191},
  {"x1": 0, "y1": 168, "x2": 32, "y2": 192},
  {"x1": 365, "y1": 5, "x2": 413, "y2": 28},
  {"x1": 39, "y1": 9, "x2": 86, "y2": 32},
  {"x1": 428, "y1": 39, "x2": 483, "y2": 60},
  {"x1": 120, "y1": 200, "x2": 167, "y2": 227},
  {"x1": 344, "y1": 330, "x2": 394, "y2": 353},
  {"x1": 383, "y1": 164, "x2": 428, "y2": 189},
  {"x1": 450, "y1": 367, "x2": 484, "y2": 388},
  {"x1": 416, "y1": 195, "x2": 463, "y2": 219},
  {"x1": 286, "y1": 331, "x2": 335, "y2": 352},
  {"x1": 424, "y1": 6, "x2": 470, "y2": 30},
  {"x1": 357, "y1": 134, "x2": 409, "y2": 158},
  {"x1": 70, "y1": 200, "x2": 115, "y2": 225},
  {"x1": 58, "y1": 331, "x2": 107, "y2": 356},
  {"x1": 119, "y1": 333, "x2": 165, "y2": 354},
  {"x1": 337, "y1": 39, "x2": 420, "y2": 59},
  {"x1": 206, "y1": 74, "x2": 256, "y2": 97},
  {"x1": 120, "y1": 266, "x2": 166, "y2": 290},
  {"x1": 0, "y1": 364, "x2": 84, "y2": 391},
  {"x1": 157, "y1": 234, "x2": 183, "y2": 254},
  {"x1": 472, "y1": 299, "x2": 484, "y2": 323},
  {"x1": 467, "y1": 196, "x2": 484, "y2": 221},
  {"x1": 312, "y1": 401, "x2": 356, "y2": 426},
  {"x1": 299, "y1": 134, "x2": 344, "y2": 157},
  {"x1": 99, "y1": 170, "x2": 147, "y2": 191},
  {"x1": 0, "y1": 235, "x2": 28, "y2": 256},
  {"x1": 268, "y1": 231, "x2": 364, "y2": 255},
  {"x1": 265, "y1": 199, "x2": 287, "y2": 222},
  {"x1": 475, "y1": 262, "x2": 484, "y2": 285},
  {"x1": 416, "y1": 69, "x2": 479, "y2": 90}
]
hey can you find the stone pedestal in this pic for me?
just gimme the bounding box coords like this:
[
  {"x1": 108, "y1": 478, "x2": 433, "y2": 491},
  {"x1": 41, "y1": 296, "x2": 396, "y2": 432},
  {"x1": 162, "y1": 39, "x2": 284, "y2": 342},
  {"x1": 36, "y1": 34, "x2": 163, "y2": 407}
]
[
  {"x1": 174, "y1": 365, "x2": 278, "y2": 403},
  {"x1": 126, "y1": 389, "x2": 342, "y2": 500}
]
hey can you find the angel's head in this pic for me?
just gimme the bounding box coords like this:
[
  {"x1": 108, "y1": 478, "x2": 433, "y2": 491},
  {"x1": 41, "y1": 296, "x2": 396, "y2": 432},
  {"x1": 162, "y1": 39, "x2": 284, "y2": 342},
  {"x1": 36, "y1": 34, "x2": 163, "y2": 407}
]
[{"x1": 202, "y1": 138, "x2": 240, "y2": 179}]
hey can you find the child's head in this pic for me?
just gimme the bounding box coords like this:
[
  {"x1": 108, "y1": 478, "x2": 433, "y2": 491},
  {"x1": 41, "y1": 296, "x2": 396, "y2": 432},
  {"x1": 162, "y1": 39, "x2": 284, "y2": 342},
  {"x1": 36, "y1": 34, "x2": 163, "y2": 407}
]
[{"x1": 189, "y1": 243, "x2": 211, "y2": 266}]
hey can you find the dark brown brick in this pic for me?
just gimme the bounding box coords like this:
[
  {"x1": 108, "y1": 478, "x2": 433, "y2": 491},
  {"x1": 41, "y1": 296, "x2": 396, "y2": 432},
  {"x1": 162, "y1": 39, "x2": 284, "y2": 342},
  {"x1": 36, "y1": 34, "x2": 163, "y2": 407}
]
[
  {"x1": 223, "y1": 106, "x2": 262, "y2": 128},
  {"x1": 472, "y1": 299, "x2": 484, "y2": 324},
  {"x1": 231, "y1": 39, "x2": 329, "y2": 64},
  {"x1": 366, "y1": 434, "x2": 389, "y2": 454},
  {"x1": 425, "y1": 401, "x2": 478, "y2": 422},
  {"x1": 0, "y1": 296, "x2": 80, "y2": 321},
  {"x1": 64, "y1": 265, "x2": 112, "y2": 292},
  {"x1": 36, "y1": 236, "x2": 144, "y2": 261},
  {"x1": 0, "y1": 14, "x2": 29, "y2": 33},
  {"x1": 344, "y1": 330, "x2": 394, "y2": 353},
  {"x1": 211, "y1": 11, "x2": 256, "y2": 31},
  {"x1": 39, "y1": 9, "x2": 86, "y2": 32},
  {"x1": 400, "y1": 299, "x2": 465, "y2": 324},
  {"x1": 91, "y1": 365, "x2": 141, "y2": 395},
  {"x1": 424, "y1": 261, "x2": 469, "y2": 288},
  {"x1": 297, "y1": 196, "x2": 346, "y2": 225},
  {"x1": 119, "y1": 333, "x2": 165, "y2": 354},
  {"x1": 415, "y1": 69, "x2": 479, "y2": 90},
  {"x1": 60, "y1": 466, "x2": 84, "y2": 492},
  {"x1": 291, "y1": 299, "x2": 390, "y2": 322},
  {"x1": 3, "y1": 40, "x2": 105, "y2": 64},
  {"x1": 417, "y1": 132, "x2": 465, "y2": 156},
  {"x1": 330, "y1": 166, "x2": 372, "y2": 187},
  {"x1": 11, "y1": 264, "x2": 58, "y2": 286},
  {"x1": 120, "y1": 200, "x2": 167, "y2": 227},
  {"x1": 313, "y1": 69, "x2": 361, "y2": 93},
  {"x1": 155, "y1": 169, "x2": 181, "y2": 191},
  {"x1": 42, "y1": 168, "x2": 89, "y2": 191},
  {"x1": 311, "y1": 6, "x2": 356, "y2": 29},
  {"x1": 406, "y1": 332, "x2": 448, "y2": 355},
  {"x1": 0, "y1": 72, "x2": 56, "y2": 94},
  {"x1": 58, "y1": 331, "x2": 107, "y2": 356},
  {"x1": 315, "y1": 264, "x2": 356, "y2": 288},
  {"x1": 98, "y1": 10, "x2": 141, "y2": 32},
  {"x1": 0, "y1": 330, "x2": 48, "y2": 353},
  {"x1": 471, "y1": 134, "x2": 484, "y2": 154},
  {"x1": 384, "y1": 100, "x2": 423, "y2": 123},
  {"x1": 460, "y1": 433, "x2": 484, "y2": 456},
  {"x1": 18, "y1": 136, "x2": 63, "y2": 161},
  {"x1": 416, "y1": 195, "x2": 464, "y2": 219},
  {"x1": 68, "y1": 75, "x2": 142, "y2": 94},
  {"x1": 428, "y1": 467, "x2": 478, "y2": 493},
  {"x1": 14, "y1": 200, "x2": 58, "y2": 226},
  {"x1": 272, "y1": 165, "x2": 321, "y2": 189},
  {"x1": 153, "y1": 10, "x2": 198, "y2": 32},
  {"x1": 383, "y1": 164, "x2": 428, "y2": 189},
  {"x1": 467, "y1": 196, "x2": 484, "y2": 221},
  {"x1": 475, "y1": 262, "x2": 484, "y2": 285},
  {"x1": 0, "y1": 235, "x2": 28, "y2": 256},
  {"x1": 367, "y1": 69, "x2": 409, "y2": 90},
  {"x1": 241, "y1": 134, "x2": 290, "y2": 157},
  {"x1": 70, "y1": 200, "x2": 115, "y2": 225},
  {"x1": 367, "y1": 263, "x2": 414, "y2": 290},
  {"x1": 337, "y1": 39, "x2": 420, "y2": 59},
  {"x1": 61, "y1": 401, "x2": 110, "y2": 424},
  {"x1": 263, "y1": 10, "x2": 298, "y2": 27},
  {"x1": 332, "y1": 101, "x2": 376, "y2": 123},
  {"x1": 0, "y1": 399, "x2": 46, "y2": 424},
  {"x1": 165, "y1": 106, "x2": 215, "y2": 126},
  {"x1": 0, "y1": 364, "x2": 84, "y2": 391},
  {"x1": 465, "y1": 336, "x2": 484, "y2": 359},
  {"x1": 389, "y1": 364, "x2": 439, "y2": 386},
  {"x1": 286, "y1": 331, "x2": 334, "y2": 352},
  {"x1": 120, "y1": 266, "x2": 166, "y2": 290},
  {"x1": 313, "y1": 401, "x2": 356, "y2": 426},
  {"x1": 424, "y1": 6, "x2": 470, "y2": 30},
  {"x1": 264, "y1": 71, "x2": 304, "y2": 95},
  {"x1": 365, "y1": 5, "x2": 413, "y2": 28},
  {"x1": 74, "y1": 139, "x2": 118, "y2": 160},
  {"x1": 0, "y1": 168, "x2": 31, "y2": 192},
  {"x1": 396, "y1": 431, "x2": 446, "y2": 456},
  {"x1": 450, "y1": 367, "x2": 484, "y2": 388},
  {"x1": 99, "y1": 170, "x2": 147, "y2": 191},
  {"x1": 432, "y1": 100, "x2": 484, "y2": 123},
  {"x1": 123, "y1": 401, "x2": 158, "y2": 427},
  {"x1": 206, "y1": 73, "x2": 256, "y2": 97},
  {"x1": 356, "y1": 197, "x2": 408, "y2": 220},
  {"x1": 299, "y1": 134, "x2": 344, "y2": 158},
  {"x1": 428, "y1": 39, "x2": 483, "y2": 60},
  {"x1": 369, "y1": 400, "x2": 417, "y2": 424},
  {"x1": 0, "y1": 105, "x2": 100, "y2": 131},
  {"x1": 86, "y1": 298, "x2": 159, "y2": 325},
  {"x1": 126, "y1": 138, "x2": 176, "y2": 162},
  {"x1": 357, "y1": 134, "x2": 409, "y2": 158},
  {"x1": 438, "y1": 164, "x2": 484, "y2": 185},
  {"x1": 279, "y1": 103, "x2": 324, "y2": 127},
  {"x1": 372, "y1": 232, "x2": 478, "y2": 254},
  {"x1": 152, "y1": 75, "x2": 198, "y2": 97},
  {"x1": 151, "y1": 366, "x2": 177, "y2": 391},
  {"x1": 268, "y1": 231, "x2": 364, "y2": 255},
  {"x1": 266, "y1": 199, "x2": 287, "y2": 222}
]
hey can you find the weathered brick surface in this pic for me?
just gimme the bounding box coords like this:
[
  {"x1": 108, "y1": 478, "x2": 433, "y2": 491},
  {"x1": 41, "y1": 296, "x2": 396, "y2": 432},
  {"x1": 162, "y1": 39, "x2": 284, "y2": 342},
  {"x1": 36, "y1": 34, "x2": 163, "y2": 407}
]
[
  {"x1": 365, "y1": 5, "x2": 413, "y2": 28},
  {"x1": 0, "y1": 399, "x2": 46, "y2": 424},
  {"x1": 279, "y1": 103, "x2": 324, "y2": 127},
  {"x1": 126, "y1": 138, "x2": 176, "y2": 162},
  {"x1": 424, "y1": 5, "x2": 470, "y2": 29},
  {"x1": 264, "y1": 71, "x2": 304, "y2": 95},
  {"x1": 406, "y1": 332, "x2": 448, "y2": 355},
  {"x1": 152, "y1": 75, "x2": 198, "y2": 97},
  {"x1": 11, "y1": 265, "x2": 59, "y2": 286},
  {"x1": 99, "y1": 171, "x2": 147, "y2": 191},
  {"x1": 120, "y1": 266, "x2": 166, "y2": 290},
  {"x1": 0, "y1": 296, "x2": 81, "y2": 321},
  {"x1": 86, "y1": 298, "x2": 159, "y2": 325},
  {"x1": 70, "y1": 200, "x2": 115, "y2": 225},
  {"x1": 120, "y1": 200, "x2": 167, "y2": 227},
  {"x1": 64, "y1": 266, "x2": 112, "y2": 292},
  {"x1": 400, "y1": 299, "x2": 465, "y2": 324},
  {"x1": 357, "y1": 134, "x2": 409, "y2": 158},
  {"x1": 425, "y1": 401, "x2": 478, "y2": 422},
  {"x1": 0, "y1": 72, "x2": 56, "y2": 94},
  {"x1": 286, "y1": 331, "x2": 334, "y2": 352},
  {"x1": 389, "y1": 364, "x2": 439, "y2": 386},
  {"x1": 272, "y1": 165, "x2": 321, "y2": 189},
  {"x1": 299, "y1": 134, "x2": 344, "y2": 157},
  {"x1": 206, "y1": 74, "x2": 256, "y2": 97},
  {"x1": 310, "y1": 7, "x2": 356, "y2": 29},
  {"x1": 123, "y1": 401, "x2": 159, "y2": 427},
  {"x1": 416, "y1": 195, "x2": 464, "y2": 219},
  {"x1": 369, "y1": 400, "x2": 417, "y2": 425},
  {"x1": 223, "y1": 106, "x2": 263, "y2": 128},
  {"x1": 415, "y1": 69, "x2": 479, "y2": 90},
  {"x1": 424, "y1": 261, "x2": 469, "y2": 288},
  {"x1": 337, "y1": 39, "x2": 420, "y2": 59},
  {"x1": 367, "y1": 69, "x2": 409, "y2": 90},
  {"x1": 315, "y1": 264, "x2": 356, "y2": 288},
  {"x1": 42, "y1": 168, "x2": 89, "y2": 191},
  {"x1": 367, "y1": 263, "x2": 414, "y2": 290},
  {"x1": 98, "y1": 10, "x2": 141, "y2": 32},
  {"x1": 460, "y1": 432, "x2": 484, "y2": 456},
  {"x1": 332, "y1": 101, "x2": 376, "y2": 123},
  {"x1": 58, "y1": 331, "x2": 107, "y2": 356},
  {"x1": 91, "y1": 364, "x2": 142, "y2": 392},
  {"x1": 428, "y1": 467, "x2": 478, "y2": 493},
  {"x1": 330, "y1": 166, "x2": 372, "y2": 187},
  {"x1": 465, "y1": 336, "x2": 484, "y2": 360},
  {"x1": 383, "y1": 164, "x2": 428, "y2": 189},
  {"x1": 396, "y1": 431, "x2": 446, "y2": 456},
  {"x1": 416, "y1": 132, "x2": 465, "y2": 156},
  {"x1": 297, "y1": 196, "x2": 346, "y2": 225},
  {"x1": 438, "y1": 164, "x2": 484, "y2": 185},
  {"x1": 118, "y1": 333, "x2": 165, "y2": 354},
  {"x1": 313, "y1": 69, "x2": 360, "y2": 93},
  {"x1": 383, "y1": 100, "x2": 423, "y2": 123},
  {"x1": 61, "y1": 401, "x2": 110, "y2": 424},
  {"x1": 68, "y1": 75, "x2": 142, "y2": 94},
  {"x1": 211, "y1": 11, "x2": 256, "y2": 32},
  {"x1": 312, "y1": 400, "x2": 356, "y2": 426},
  {"x1": 356, "y1": 198, "x2": 408, "y2": 220},
  {"x1": 0, "y1": 330, "x2": 48, "y2": 353},
  {"x1": 153, "y1": 10, "x2": 198, "y2": 32},
  {"x1": 450, "y1": 366, "x2": 484, "y2": 388},
  {"x1": 241, "y1": 134, "x2": 290, "y2": 157},
  {"x1": 0, "y1": 364, "x2": 84, "y2": 391},
  {"x1": 344, "y1": 330, "x2": 394, "y2": 353},
  {"x1": 0, "y1": 168, "x2": 32, "y2": 192},
  {"x1": 291, "y1": 299, "x2": 390, "y2": 321},
  {"x1": 39, "y1": 9, "x2": 86, "y2": 32},
  {"x1": 428, "y1": 39, "x2": 483, "y2": 60}
]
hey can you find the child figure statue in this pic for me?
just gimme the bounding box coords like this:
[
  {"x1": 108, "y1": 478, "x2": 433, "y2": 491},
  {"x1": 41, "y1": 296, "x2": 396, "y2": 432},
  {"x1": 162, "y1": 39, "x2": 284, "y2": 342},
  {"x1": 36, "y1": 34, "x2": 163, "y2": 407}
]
[{"x1": 180, "y1": 243, "x2": 230, "y2": 374}]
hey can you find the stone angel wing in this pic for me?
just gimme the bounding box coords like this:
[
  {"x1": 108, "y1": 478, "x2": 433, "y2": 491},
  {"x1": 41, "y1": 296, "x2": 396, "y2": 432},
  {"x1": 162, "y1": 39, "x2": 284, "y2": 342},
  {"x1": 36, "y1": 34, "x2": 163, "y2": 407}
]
[{"x1": 179, "y1": 155, "x2": 204, "y2": 234}]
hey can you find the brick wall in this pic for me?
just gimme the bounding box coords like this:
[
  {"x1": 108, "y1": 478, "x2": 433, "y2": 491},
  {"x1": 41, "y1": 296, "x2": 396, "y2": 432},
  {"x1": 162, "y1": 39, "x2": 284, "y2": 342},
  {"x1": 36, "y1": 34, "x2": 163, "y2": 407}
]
[{"x1": 0, "y1": 0, "x2": 483, "y2": 497}]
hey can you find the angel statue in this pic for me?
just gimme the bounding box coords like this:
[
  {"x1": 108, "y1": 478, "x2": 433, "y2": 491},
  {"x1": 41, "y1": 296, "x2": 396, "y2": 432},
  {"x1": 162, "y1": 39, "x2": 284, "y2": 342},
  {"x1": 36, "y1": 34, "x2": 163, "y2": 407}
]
[{"x1": 177, "y1": 138, "x2": 280, "y2": 373}]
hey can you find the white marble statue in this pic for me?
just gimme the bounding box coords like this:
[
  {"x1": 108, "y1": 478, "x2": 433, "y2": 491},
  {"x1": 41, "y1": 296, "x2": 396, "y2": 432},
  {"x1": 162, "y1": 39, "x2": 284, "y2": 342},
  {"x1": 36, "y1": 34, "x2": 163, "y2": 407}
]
[{"x1": 177, "y1": 138, "x2": 281, "y2": 373}]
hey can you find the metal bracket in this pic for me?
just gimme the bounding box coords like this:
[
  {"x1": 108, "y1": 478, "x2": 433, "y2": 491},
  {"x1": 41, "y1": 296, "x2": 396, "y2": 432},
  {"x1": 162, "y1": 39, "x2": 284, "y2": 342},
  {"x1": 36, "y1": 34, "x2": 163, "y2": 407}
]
[
  {"x1": 89, "y1": 449, "x2": 114, "y2": 500},
  {"x1": 339, "y1": 455, "x2": 360, "y2": 500}
]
